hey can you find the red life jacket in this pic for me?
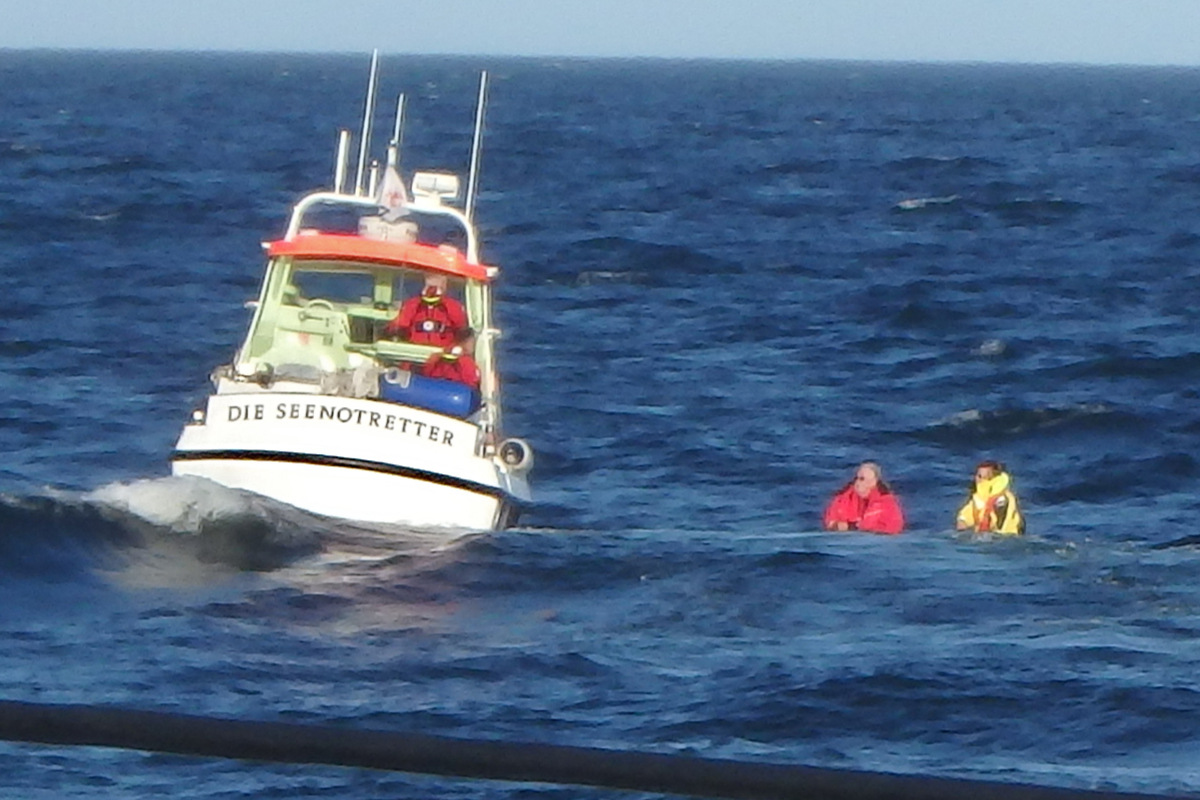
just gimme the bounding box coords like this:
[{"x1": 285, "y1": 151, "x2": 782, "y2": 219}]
[
  {"x1": 385, "y1": 294, "x2": 467, "y2": 347},
  {"x1": 422, "y1": 350, "x2": 480, "y2": 390},
  {"x1": 822, "y1": 483, "x2": 905, "y2": 535}
]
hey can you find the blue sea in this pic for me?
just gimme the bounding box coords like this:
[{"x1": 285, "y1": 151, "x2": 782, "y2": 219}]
[{"x1": 2, "y1": 50, "x2": 1200, "y2": 797}]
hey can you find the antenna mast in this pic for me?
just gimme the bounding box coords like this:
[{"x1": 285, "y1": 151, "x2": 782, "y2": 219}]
[
  {"x1": 386, "y1": 93, "x2": 406, "y2": 170},
  {"x1": 354, "y1": 50, "x2": 381, "y2": 197},
  {"x1": 333, "y1": 129, "x2": 351, "y2": 193},
  {"x1": 465, "y1": 70, "x2": 489, "y2": 222}
]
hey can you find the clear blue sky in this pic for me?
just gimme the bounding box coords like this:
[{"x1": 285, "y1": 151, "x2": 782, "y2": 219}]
[{"x1": 1, "y1": 0, "x2": 1198, "y2": 65}]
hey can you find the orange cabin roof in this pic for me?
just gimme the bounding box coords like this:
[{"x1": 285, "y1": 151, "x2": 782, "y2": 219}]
[{"x1": 265, "y1": 234, "x2": 491, "y2": 281}]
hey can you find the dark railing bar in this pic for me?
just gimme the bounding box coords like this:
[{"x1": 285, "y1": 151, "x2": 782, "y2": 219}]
[{"x1": 0, "y1": 700, "x2": 1183, "y2": 800}]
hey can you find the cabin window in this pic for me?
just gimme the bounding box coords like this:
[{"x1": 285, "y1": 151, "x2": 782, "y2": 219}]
[
  {"x1": 287, "y1": 269, "x2": 375, "y2": 306},
  {"x1": 394, "y1": 274, "x2": 465, "y2": 301}
]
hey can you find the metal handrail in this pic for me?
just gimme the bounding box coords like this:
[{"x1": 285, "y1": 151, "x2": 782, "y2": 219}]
[{"x1": 0, "y1": 700, "x2": 1182, "y2": 800}]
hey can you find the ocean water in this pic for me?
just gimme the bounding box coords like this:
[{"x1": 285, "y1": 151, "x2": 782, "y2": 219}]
[{"x1": 1, "y1": 51, "x2": 1200, "y2": 797}]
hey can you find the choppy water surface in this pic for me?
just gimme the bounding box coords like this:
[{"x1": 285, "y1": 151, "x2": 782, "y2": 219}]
[{"x1": 1, "y1": 52, "x2": 1200, "y2": 797}]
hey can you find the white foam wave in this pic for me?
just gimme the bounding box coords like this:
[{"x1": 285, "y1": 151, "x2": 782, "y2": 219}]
[
  {"x1": 85, "y1": 475, "x2": 280, "y2": 533},
  {"x1": 895, "y1": 194, "x2": 960, "y2": 210}
]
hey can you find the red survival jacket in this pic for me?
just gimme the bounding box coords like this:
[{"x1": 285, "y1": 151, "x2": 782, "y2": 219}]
[
  {"x1": 822, "y1": 483, "x2": 905, "y2": 535},
  {"x1": 422, "y1": 350, "x2": 481, "y2": 390},
  {"x1": 384, "y1": 294, "x2": 467, "y2": 347}
]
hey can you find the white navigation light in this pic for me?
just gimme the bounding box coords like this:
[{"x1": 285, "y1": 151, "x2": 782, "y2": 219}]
[{"x1": 411, "y1": 171, "x2": 460, "y2": 204}]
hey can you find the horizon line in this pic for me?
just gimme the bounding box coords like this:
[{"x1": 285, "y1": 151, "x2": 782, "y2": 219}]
[{"x1": 1, "y1": 45, "x2": 1199, "y2": 70}]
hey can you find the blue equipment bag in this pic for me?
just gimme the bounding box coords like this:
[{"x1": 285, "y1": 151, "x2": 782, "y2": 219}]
[{"x1": 379, "y1": 369, "x2": 479, "y2": 418}]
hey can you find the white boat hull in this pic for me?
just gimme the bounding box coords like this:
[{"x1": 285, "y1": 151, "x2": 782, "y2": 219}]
[{"x1": 172, "y1": 392, "x2": 528, "y2": 530}]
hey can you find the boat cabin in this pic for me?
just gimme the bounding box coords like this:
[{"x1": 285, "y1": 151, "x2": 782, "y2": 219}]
[{"x1": 229, "y1": 188, "x2": 500, "y2": 427}]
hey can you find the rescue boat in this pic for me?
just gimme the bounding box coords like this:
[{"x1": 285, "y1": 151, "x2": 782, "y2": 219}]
[{"x1": 171, "y1": 55, "x2": 532, "y2": 531}]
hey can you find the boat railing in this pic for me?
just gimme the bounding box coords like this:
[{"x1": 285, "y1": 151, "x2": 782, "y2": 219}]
[
  {"x1": 285, "y1": 190, "x2": 481, "y2": 265},
  {"x1": 345, "y1": 339, "x2": 439, "y2": 365},
  {"x1": 0, "y1": 699, "x2": 1178, "y2": 800}
]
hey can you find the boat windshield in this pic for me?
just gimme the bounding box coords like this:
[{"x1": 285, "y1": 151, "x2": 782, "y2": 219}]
[
  {"x1": 243, "y1": 256, "x2": 476, "y2": 372},
  {"x1": 286, "y1": 269, "x2": 375, "y2": 306},
  {"x1": 280, "y1": 260, "x2": 468, "y2": 324}
]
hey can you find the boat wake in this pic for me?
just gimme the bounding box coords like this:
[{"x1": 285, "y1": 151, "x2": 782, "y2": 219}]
[{"x1": 0, "y1": 476, "x2": 480, "y2": 592}]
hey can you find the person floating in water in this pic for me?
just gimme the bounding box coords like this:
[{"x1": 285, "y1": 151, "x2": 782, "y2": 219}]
[
  {"x1": 823, "y1": 461, "x2": 905, "y2": 535},
  {"x1": 956, "y1": 460, "x2": 1024, "y2": 535}
]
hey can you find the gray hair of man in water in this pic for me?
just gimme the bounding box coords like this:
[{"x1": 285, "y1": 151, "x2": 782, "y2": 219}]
[{"x1": 854, "y1": 461, "x2": 891, "y2": 495}]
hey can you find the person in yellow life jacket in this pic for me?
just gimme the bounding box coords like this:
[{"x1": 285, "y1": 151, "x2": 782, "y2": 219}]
[{"x1": 956, "y1": 460, "x2": 1025, "y2": 535}]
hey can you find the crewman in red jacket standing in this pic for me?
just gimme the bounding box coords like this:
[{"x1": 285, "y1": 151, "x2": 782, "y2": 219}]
[
  {"x1": 823, "y1": 461, "x2": 905, "y2": 535},
  {"x1": 384, "y1": 273, "x2": 467, "y2": 347}
]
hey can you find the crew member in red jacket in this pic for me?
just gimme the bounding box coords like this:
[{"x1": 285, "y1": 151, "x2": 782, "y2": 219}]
[
  {"x1": 822, "y1": 461, "x2": 905, "y2": 535},
  {"x1": 421, "y1": 328, "x2": 481, "y2": 390},
  {"x1": 384, "y1": 273, "x2": 467, "y2": 347}
]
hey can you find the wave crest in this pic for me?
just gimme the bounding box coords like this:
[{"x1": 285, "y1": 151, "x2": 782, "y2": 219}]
[{"x1": 922, "y1": 404, "x2": 1131, "y2": 443}]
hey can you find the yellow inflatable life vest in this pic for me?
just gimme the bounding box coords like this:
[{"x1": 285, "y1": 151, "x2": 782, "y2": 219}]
[{"x1": 956, "y1": 471, "x2": 1024, "y2": 535}]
